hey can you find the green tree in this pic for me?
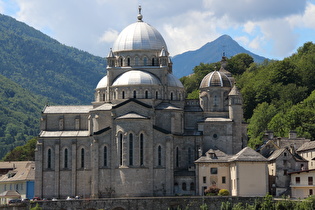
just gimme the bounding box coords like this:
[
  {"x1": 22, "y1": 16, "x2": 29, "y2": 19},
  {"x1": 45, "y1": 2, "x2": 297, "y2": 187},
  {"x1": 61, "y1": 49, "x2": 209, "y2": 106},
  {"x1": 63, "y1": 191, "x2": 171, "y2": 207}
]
[{"x1": 247, "y1": 103, "x2": 277, "y2": 148}]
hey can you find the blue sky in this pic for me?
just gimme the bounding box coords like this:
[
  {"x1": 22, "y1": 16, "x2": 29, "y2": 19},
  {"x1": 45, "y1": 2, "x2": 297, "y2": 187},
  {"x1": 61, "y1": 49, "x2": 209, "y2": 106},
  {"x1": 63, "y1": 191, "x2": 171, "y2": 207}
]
[{"x1": 1, "y1": 0, "x2": 315, "y2": 60}]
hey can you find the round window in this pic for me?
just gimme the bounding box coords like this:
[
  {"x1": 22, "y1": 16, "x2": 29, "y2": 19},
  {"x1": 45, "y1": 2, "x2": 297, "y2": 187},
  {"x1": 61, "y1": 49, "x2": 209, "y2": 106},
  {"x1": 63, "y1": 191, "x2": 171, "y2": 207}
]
[{"x1": 213, "y1": 134, "x2": 218, "y2": 139}]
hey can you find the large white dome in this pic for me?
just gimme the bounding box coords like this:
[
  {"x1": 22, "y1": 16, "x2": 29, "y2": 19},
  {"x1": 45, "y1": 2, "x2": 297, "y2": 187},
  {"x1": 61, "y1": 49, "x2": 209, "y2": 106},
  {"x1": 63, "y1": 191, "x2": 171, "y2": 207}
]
[
  {"x1": 112, "y1": 20, "x2": 167, "y2": 52},
  {"x1": 112, "y1": 70, "x2": 161, "y2": 86},
  {"x1": 96, "y1": 75, "x2": 108, "y2": 89}
]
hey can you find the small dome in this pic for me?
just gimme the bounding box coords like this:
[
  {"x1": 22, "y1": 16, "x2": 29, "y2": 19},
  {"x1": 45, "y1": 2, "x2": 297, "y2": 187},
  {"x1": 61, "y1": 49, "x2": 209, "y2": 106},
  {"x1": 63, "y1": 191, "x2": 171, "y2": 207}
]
[
  {"x1": 112, "y1": 70, "x2": 161, "y2": 86},
  {"x1": 112, "y1": 21, "x2": 167, "y2": 52},
  {"x1": 96, "y1": 75, "x2": 108, "y2": 89},
  {"x1": 167, "y1": 74, "x2": 184, "y2": 88},
  {"x1": 199, "y1": 71, "x2": 232, "y2": 88}
]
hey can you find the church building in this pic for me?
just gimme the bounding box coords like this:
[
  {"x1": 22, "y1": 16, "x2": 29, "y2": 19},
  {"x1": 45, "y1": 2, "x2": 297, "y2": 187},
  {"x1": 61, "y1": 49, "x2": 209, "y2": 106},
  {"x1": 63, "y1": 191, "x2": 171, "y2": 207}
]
[{"x1": 35, "y1": 7, "x2": 247, "y2": 199}]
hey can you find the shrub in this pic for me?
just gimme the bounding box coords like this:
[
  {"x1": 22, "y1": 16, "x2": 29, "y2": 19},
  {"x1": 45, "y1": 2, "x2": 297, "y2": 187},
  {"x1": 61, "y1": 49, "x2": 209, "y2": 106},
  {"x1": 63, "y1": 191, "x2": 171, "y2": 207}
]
[
  {"x1": 218, "y1": 189, "x2": 230, "y2": 196},
  {"x1": 204, "y1": 187, "x2": 220, "y2": 196}
]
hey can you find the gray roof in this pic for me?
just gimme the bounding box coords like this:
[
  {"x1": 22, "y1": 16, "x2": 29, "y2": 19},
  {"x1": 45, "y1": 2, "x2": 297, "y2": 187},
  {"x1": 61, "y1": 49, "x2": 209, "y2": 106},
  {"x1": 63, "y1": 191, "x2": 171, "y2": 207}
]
[
  {"x1": 203, "y1": 117, "x2": 232, "y2": 122},
  {"x1": 195, "y1": 149, "x2": 231, "y2": 163},
  {"x1": 92, "y1": 103, "x2": 113, "y2": 111},
  {"x1": 278, "y1": 138, "x2": 310, "y2": 150},
  {"x1": 229, "y1": 85, "x2": 241, "y2": 96},
  {"x1": 116, "y1": 112, "x2": 149, "y2": 120},
  {"x1": 229, "y1": 147, "x2": 268, "y2": 162},
  {"x1": 40, "y1": 131, "x2": 90, "y2": 137},
  {"x1": 0, "y1": 161, "x2": 34, "y2": 182},
  {"x1": 297, "y1": 141, "x2": 315, "y2": 152},
  {"x1": 155, "y1": 102, "x2": 182, "y2": 110},
  {"x1": 196, "y1": 148, "x2": 267, "y2": 164},
  {"x1": 43, "y1": 105, "x2": 93, "y2": 114},
  {"x1": 268, "y1": 148, "x2": 286, "y2": 161}
]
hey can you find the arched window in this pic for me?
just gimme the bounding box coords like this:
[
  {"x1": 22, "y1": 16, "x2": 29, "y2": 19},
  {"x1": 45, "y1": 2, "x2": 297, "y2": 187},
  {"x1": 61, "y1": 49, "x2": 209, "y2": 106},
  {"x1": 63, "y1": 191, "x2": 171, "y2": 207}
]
[
  {"x1": 119, "y1": 133, "x2": 123, "y2": 166},
  {"x1": 47, "y1": 148, "x2": 52, "y2": 169},
  {"x1": 156, "y1": 91, "x2": 158, "y2": 99},
  {"x1": 104, "y1": 146, "x2": 108, "y2": 167},
  {"x1": 135, "y1": 56, "x2": 139, "y2": 66},
  {"x1": 170, "y1": 92, "x2": 173, "y2": 100},
  {"x1": 188, "y1": 147, "x2": 192, "y2": 164},
  {"x1": 140, "y1": 134, "x2": 144, "y2": 166},
  {"x1": 81, "y1": 148, "x2": 85, "y2": 168},
  {"x1": 129, "y1": 133, "x2": 133, "y2": 166},
  {"x1": 64, "y1": 148, "x2": 68, "y2": 168},
  {"x1": 127, "y1": 57, "x2": 130, "y2": 66},
  {"x1": 158, "y1": 145, "x2": 162, "y2": 166},
  {"x1": 102, "y1": 93, "x2": 105, "y2": 101},
  {"x1": 122, "y1": 91, "x2": 125, "y2": 99},
  {"x1": 133, "y1": 90, "x2": 137, "y2": 98},
  {"x1": 120, "y1": 58, "x2": 123, "y2": 66},
  {"x1": 145, "y1": 90, "x2": 148, "y2": 99},
  {"x1": 143, "y1": 57, "x2": 147, "y2": 66},
  {"x1": 176, "y1": 147, "x2": 179, "y2": 167},
  {"x1": 152, "y1": 58, "x2": 155, "y2": 66},
  {"x1": 182, "y1": 182, "x2": 187, "y2": 191}
]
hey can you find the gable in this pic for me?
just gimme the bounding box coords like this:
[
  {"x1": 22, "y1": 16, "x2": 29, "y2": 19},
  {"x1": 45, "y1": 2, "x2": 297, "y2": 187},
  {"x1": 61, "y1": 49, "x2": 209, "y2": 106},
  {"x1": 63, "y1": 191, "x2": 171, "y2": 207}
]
[{"x1": 112, "y1": 99, "x2": 152, "y2": 119}]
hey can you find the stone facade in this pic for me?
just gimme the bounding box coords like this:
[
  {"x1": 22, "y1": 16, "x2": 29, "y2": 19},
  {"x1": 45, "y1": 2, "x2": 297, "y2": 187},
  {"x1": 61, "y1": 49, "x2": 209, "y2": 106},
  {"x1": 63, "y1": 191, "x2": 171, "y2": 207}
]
[{"x1": 35, "y1": 7, "x2": 246, "y2": 199}]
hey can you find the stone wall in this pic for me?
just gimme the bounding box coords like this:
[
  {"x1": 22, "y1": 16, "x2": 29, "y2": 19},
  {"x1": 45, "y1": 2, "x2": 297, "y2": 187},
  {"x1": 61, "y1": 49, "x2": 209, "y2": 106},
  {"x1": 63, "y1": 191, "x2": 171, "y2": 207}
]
[{"x1": 21, "y1": 196, "x2": 260, "y2": 210}]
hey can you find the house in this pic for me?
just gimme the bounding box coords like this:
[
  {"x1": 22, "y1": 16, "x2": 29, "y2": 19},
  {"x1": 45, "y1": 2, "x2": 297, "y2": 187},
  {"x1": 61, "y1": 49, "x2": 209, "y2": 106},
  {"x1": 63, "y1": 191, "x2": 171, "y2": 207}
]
[
  {"x1": 195, "y1": 147, "x2": 268, "y2": 196},
  {"x1": 297, "y1": 141, "x2": 315, "y2": 169},
  {"x1": 268, "y1": 148, "x2": 307, "y2": 196},
  {"x1": 0, "y1": 161, "x2": 35, "y2": 204},
  {"x1": 289, "y1": 169, "x2": 315, "y2": 198}
]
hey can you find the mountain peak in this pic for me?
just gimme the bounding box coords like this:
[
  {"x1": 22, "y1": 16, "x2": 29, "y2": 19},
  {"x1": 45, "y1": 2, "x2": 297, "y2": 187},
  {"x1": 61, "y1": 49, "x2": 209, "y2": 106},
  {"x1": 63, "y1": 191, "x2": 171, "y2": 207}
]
[{"x1": 172, "y1": 35, "x2": 267, "y2": 78}]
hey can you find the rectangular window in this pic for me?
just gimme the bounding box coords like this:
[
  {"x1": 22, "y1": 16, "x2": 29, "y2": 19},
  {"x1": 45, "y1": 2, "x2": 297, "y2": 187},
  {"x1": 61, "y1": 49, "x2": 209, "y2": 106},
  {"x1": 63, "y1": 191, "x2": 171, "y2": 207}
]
[
  {"x1": 310, "y1": 189, "x2": 313, "y2": 195},
  {"x1": 296, "y1": 177, "x2": 300, "y2": 184},
  {"x1": 203, "y1": 176, "x2": 206, "y2": 184},
  {"x1": 308, "y1": 177, "x2": 313, "y2": 185},
  {"x1": 283, "y1": 170, "x2": 287, "y2": 176},
  {"x1": 222, "y1": 176, "x2": 226, "y2": 184},
  {"x1": 210, "y1": 168, "x2": 218, "y2": 174}
]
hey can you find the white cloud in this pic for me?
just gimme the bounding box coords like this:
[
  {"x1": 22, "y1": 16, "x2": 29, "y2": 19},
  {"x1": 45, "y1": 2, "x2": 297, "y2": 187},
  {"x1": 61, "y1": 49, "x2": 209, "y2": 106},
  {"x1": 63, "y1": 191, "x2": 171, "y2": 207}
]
[
  {"x1": 2, "y1": 0, "x2": 314, "y2": 59},
  {"x1": 99, "y1": 29, "x2": 118, "y2": 43},
  {"x1": 243, "y1": 22, "x2": 256, "y2": 34},
  {"x1": 249, "y1": 36, "x2": 264, "y2": 50},
  {"x1": 203, "y1": 0, "x2": 307, "y2": 23},
  {"x1": 257, "y1": 18, "x2": 298, "y2": 57},
  {"x1": 287, "y1": 2, "x2": 315, "y2": 29},
  {"x1": 235, "y1": 36, "x2": 250, "y2": 46}
]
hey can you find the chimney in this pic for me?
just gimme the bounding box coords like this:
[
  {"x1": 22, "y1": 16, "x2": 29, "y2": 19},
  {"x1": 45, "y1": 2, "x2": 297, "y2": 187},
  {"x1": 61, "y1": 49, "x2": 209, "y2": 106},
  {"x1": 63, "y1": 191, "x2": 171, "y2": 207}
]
[{"x1": 289, "y1": 131, "x2": 297, "y2": 139}]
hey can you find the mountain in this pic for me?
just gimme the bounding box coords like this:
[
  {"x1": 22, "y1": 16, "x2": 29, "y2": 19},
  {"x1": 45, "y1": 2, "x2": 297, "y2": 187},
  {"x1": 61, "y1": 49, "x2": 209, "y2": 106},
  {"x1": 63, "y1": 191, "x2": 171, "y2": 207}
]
[
  {"x1": 0, "y1": 73, "x2": 45, "y2": 159},
  {"x1": 172, "y1": 35, "x2": 267, "y2": 78},
  {"x1": 0, "y1": 13, "x2": 108, "y2": 159},
  {"x1": 0, "y1": 13, "x2": 106, "y2": 105}
]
